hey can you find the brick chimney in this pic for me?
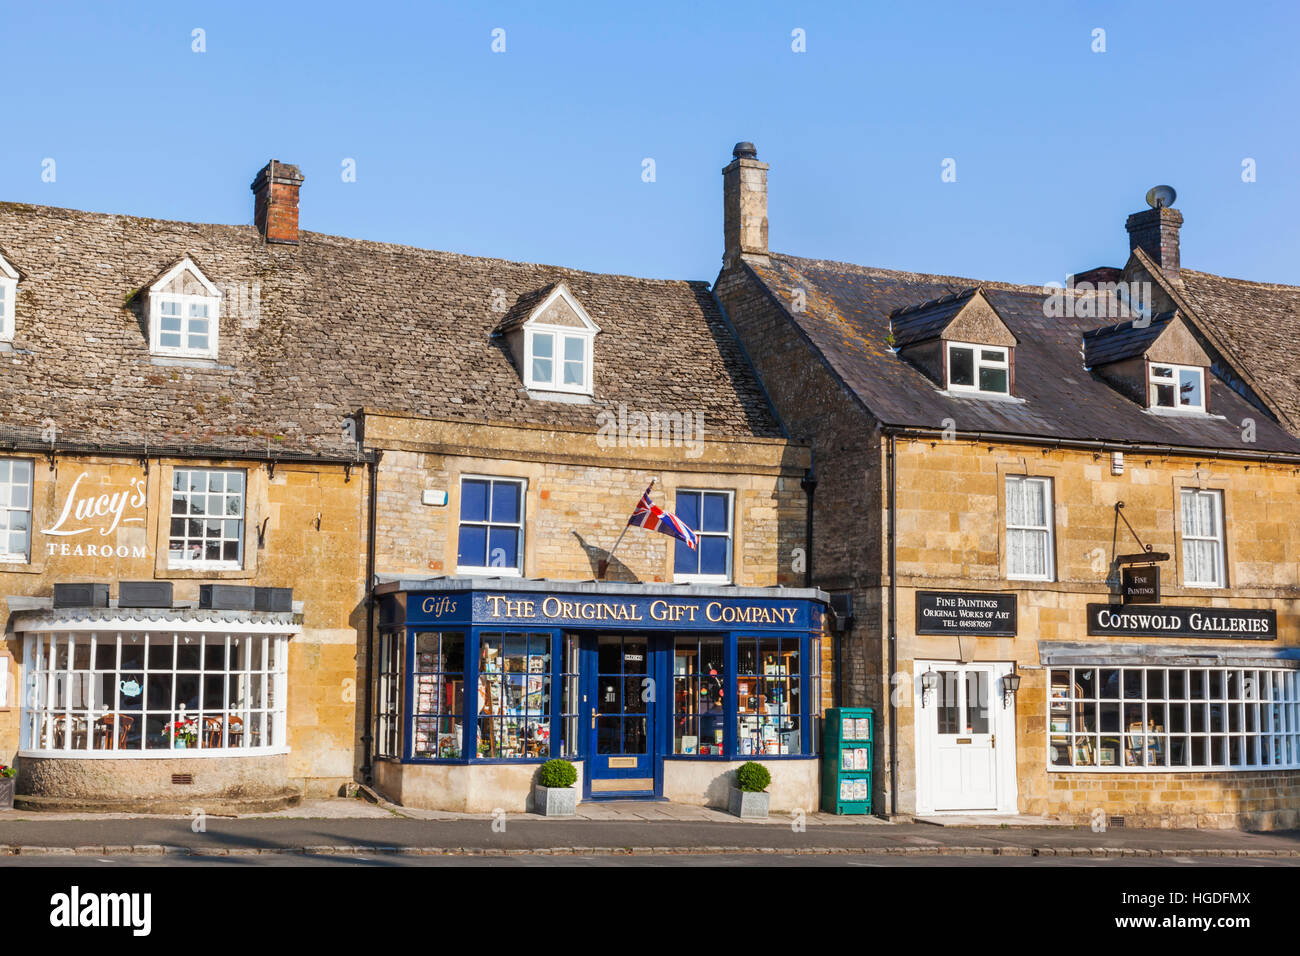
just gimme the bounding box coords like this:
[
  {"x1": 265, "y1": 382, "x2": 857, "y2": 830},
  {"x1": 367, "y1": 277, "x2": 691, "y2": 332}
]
[
  {"x1": 1125, "y1": 203, "x2": 1182, "y2": 279},
  {"x1": 722, "y1": 142, "x2": 769, "y2": 266},
  {"x1": 251, "y1": 160, "x2": 305, "y2": 245}
]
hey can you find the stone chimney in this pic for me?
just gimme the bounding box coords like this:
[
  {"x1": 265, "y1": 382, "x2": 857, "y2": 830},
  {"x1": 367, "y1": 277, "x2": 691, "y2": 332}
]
[
  {"x1": 1125, "y1": 203, "x2": 1182, "y2": 279},
  {"x1": 722, "y1": 142, "x2": 769, "y2": 266},
  {"x1": 251, "y1": 160, "x2": 305, "y2": 245}
]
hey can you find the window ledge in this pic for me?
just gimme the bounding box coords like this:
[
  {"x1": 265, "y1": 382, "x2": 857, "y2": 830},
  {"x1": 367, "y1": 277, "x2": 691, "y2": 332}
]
[
  {"x1": 149, "y1": 355, "x2": 225, "y2": 370},
  {"x1": 524, "y1": 389, "x2": 592, "y2": 404},
  {"x1": 674, "y1": 575, "x2": 732, "y2": 585},
  {"x1": 18, "y1": 747, "x2": 290, "y2": 760},
  {"x1": 938, "y1": 389, "x2": 1025, "y2": 404}
]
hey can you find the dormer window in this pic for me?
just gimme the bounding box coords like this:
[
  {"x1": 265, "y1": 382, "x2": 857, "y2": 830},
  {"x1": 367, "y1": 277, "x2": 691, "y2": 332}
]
[
  {"x1": 496, "y1": 281, "x2": 600, "y2": 397},
  {"x1": 1149, "y1": 363, "x2": 1204, "y2": 411},
  {"x1": 0, "y1": 252, "x2": 18, "y2": 342},
  {"x1": 947, "y1": 342, "x2": 1009, "y2": 395},
  {"x1": 146, "y1": 257, "x2": 220, "y2": 359},
  {"x1": 527, "y1": 328, "x2": 590, "y2": 392}
]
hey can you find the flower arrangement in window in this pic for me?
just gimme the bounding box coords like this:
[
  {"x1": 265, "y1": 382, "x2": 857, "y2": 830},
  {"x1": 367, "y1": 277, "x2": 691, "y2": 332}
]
[{"x1": 165, "y1": 718, "x2": 198, "y2": 749}]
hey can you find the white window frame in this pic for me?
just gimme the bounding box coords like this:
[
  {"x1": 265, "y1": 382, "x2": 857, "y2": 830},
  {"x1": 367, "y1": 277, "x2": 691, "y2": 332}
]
[
  {"x1": 0, "y1": 457, "x2": 33, "y2": 565},
  {"x1": 1005, "y1": 475, "x2": 1055, "y2": 582},
  {"x1": 147, "y1": 258, "x2": 220, "y2": 359},
  {"x1": 168, "y1": 467, "x2": 247, "y2": 571},
  {"x1": 1047, "y1": 666, "x2": 1300, "y2": 772},
  {"x1": 0, "y1": 258, "x2": 17, "y2": 342},
  {"x1": 673, "y1": 488, "x2": 734, "y2": 585},
  {"x1": 1180, "y1": 488, "x2": 1226, "y2": 588},
  {"x1": 946, "y1": 341, "x2": 1009, "y2": 395},
  {"x1": 1148, "y1": 363, "x2": 1205, "y2": 412},
  {"x1": 455, "y1": 475, "x2": 526, "y2": 576},
  {"x1": 18, "y1": 627, "x2": 292, "y2": 758},
  {"x1": 524, "y1": 326, "x2": 594, "y2": 395}
]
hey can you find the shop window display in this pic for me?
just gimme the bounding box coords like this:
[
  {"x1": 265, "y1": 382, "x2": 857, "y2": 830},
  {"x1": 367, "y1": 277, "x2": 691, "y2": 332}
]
[
  {"x1": 673, "y1": 636, "x2": 725, "y2": 754},
  {"x1": 1049, "y1": 666, "x2": 1300, "y2": 770},
  {"x1": 411, "y1": 632, "x2": 464, "y2": 758},
  {"x1": 737, "y1": 636, "x2": 802, "y2": 755},
  {"x1": 478, "y1": 632, "x2": 550, "y2": 758}
]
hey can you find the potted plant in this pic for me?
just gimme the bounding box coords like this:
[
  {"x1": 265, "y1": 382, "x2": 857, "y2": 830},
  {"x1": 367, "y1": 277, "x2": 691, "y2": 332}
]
[
  {"x1": 0, "y1": 763, "x2": 15, "y2": 810},
  {"x1": 729, "y1": 761, "x2": 771, "y2": 819},
  {"x1": 165, "y1": 718, "x2": 198, "y2": 749},
  {"x1": 533, "y1": 758, "x2": 578, "y2": 816}
]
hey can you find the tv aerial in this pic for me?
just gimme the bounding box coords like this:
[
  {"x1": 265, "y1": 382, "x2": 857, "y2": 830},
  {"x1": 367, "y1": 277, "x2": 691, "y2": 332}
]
[{"x1": 1145, "y1": 185, "x2": 1177, "y2": 209}]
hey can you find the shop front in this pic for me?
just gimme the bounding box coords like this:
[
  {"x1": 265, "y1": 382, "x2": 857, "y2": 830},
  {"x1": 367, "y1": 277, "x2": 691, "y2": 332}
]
[{"x1": 371, "y1": 577, "x2": 828, "y2": 812}]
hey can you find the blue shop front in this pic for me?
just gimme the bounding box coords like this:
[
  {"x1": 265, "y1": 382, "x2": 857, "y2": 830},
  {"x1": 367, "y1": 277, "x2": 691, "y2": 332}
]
[{"x1": 370, "y1": 577, "x2": 829, "y2": 812}]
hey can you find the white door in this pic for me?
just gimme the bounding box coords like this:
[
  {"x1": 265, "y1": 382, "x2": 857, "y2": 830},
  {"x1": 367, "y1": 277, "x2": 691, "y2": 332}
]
[{"x1": 915, "y1": 661, "x2": 1018, "y2": 814}]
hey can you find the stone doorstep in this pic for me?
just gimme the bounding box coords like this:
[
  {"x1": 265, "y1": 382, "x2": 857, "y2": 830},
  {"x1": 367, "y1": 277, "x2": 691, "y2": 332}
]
[{"x1": 1, "y1": 843, "x2": 1298, "y2": 858}]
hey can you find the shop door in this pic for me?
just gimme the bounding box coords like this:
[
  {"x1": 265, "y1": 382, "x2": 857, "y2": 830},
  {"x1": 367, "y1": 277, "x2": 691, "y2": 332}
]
[
  {"x1": 584, "y1": 634, "x2": 657, "y2": 795},
  {"x1": 916, "y1": 663, "x2": 1013, "y2": 813}
]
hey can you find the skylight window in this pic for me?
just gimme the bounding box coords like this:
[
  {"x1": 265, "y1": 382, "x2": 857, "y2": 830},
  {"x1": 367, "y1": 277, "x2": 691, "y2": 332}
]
[
  {"x1": 1149, "y1": 364, "x2": 1204, "y2": 411},
  {"x1": 946, "y1": 342, "x2": 1009, "y2": 395}
]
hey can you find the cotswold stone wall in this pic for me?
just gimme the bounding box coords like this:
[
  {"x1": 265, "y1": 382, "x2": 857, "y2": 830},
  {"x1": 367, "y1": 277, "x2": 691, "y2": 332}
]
[
  {"x1": 891, "y1": 435, "x2": 1300, "y2": 828},
  {"x1": 367, "y1": 414, "x2": 808, "y2": 589},
  {"x1": 0, "y1": 455, "x2": 368, "y2": 801}
]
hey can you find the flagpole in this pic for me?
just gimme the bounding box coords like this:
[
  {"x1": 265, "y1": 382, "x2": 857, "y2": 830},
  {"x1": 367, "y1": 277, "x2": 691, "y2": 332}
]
[{"x1": 599, "y1": 479, "x2": 653, "y2": 579}]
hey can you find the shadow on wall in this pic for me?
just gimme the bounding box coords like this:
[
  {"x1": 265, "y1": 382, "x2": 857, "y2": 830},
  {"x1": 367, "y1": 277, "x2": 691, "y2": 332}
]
[{"x1": 571, "y1": 531, "x2": 640, "y2": 582}]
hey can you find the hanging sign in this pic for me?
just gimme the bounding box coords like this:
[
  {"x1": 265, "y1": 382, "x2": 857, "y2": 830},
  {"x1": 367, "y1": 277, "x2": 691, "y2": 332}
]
[{"x1": 1121, "y1": 566, "x2": 1160, "y2": 604}]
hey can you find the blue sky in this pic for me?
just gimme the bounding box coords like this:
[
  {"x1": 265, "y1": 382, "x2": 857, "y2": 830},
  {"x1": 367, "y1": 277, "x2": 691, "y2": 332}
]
[{"x1": 4, "y1": 1, "x2": 1298, "y2": 286}]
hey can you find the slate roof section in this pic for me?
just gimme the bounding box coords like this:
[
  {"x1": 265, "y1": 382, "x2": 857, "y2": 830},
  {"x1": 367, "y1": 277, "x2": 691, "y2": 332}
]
[
  {"x1": 1081, "y1": 311, "x2": 1176, "y2": 368},
  {"x1": 744, "y1": 253, "x2": 1300, "y2": 454},
  {"x1": 1173, "y1": 269, "x2": 1300, "y2": 433},
  {"x1": 889, "y1": 289, "x2": 977, "y2": 348},
  {"x1": 0, "y1": 202, "x2": 782, "y2": 457},
  {"x1": 493, "y1": 281, "x2": 557, "y2": 335}
]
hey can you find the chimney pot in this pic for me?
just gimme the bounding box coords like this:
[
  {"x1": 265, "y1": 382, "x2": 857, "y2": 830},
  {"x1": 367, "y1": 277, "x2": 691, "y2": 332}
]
[
  {"x1": 251, "y1": 159, "x2": 305, "y2": 245},
  {"x1": 722, "y1": 142, "x2": 769, "y2": 264}
]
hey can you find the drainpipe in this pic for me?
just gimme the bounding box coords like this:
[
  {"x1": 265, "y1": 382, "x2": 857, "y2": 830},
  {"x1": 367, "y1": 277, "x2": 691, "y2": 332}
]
[
  {"x1": 886, "y1": 432, "x2": 899, "y2": 818},
  {"x1": 359, "y1": 454, "x2": 380, "y2": 784},
  {"x1": 800, "y1": 454, "x2": 816, "y2": 588}
]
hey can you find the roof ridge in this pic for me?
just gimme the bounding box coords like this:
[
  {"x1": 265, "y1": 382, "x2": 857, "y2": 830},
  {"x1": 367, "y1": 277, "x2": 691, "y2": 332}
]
[
  {"x1": 0, "y1": 199, "x2": 711, "y2": 288},
  {"x1": 769, "y1": 251, "x2": 1055, "y2": 295}
]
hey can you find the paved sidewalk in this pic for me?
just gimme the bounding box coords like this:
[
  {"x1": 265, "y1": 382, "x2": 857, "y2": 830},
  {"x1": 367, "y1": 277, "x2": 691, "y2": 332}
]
[{"x1": 0, "y1": 798, "x2": 1298, "y2": 860}]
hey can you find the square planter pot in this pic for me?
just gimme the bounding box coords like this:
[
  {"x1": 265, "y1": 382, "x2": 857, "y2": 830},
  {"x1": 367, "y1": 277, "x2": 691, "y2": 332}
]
[
  {"x1": 533, "y1": 784, "x2": 577, "y2": 817},
  {"x1": 0, "y1": 777, "x2": 14, "y2": 810},
  {"x1": 728, "y1": 787, "x2": 770, "y2": 820}
]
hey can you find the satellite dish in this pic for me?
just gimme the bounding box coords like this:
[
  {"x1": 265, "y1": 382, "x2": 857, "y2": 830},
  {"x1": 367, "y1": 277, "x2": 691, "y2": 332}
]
[{"x1": 1145, "y1": 185, "x2": 1177, "y2": 209}]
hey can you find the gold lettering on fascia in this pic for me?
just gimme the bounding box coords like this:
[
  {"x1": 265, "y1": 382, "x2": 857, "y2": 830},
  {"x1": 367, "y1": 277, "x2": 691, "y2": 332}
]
[{"x1": 478, "y1": 594, "x2": 798, "y2": 626}]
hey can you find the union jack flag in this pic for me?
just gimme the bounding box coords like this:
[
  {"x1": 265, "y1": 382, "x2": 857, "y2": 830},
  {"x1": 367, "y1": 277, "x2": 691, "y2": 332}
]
[{"x1": 627, "y1": 484, "x2": 697, "y2": 550}]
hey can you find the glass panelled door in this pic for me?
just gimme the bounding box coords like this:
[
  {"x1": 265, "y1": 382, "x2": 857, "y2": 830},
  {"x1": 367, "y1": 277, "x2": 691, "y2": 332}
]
[
  {"x1": 930, "y1": 666, "x2": 999, "y2": 811},
  {"x1": 585, "y1": 634, "x2": 656, "y2": 793}
]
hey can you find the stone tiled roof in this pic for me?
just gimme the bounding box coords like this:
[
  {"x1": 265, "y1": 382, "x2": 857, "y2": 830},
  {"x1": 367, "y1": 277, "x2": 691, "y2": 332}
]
[
  {"x1": 744, "y1": 253, "x2": 1300, "y2": 454},
  {"x1": 1172, "y1": 268, "x2": 1300, "y2": 433},
  {"x1": 0, "y1": 202, "x2": 781, "y2": 457}
]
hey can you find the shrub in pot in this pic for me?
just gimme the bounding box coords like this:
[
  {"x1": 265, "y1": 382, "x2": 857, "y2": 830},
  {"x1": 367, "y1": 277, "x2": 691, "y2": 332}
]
[
  {"x1": 728, "y1": 760, "x2": 771, "y2": 819},
  {"x1": 534, "y1": 758, "x2": 578, "y2": 816}
]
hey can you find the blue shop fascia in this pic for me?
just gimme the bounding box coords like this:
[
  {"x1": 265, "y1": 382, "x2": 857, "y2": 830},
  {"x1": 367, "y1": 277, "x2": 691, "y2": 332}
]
[{"x1": 372, "y1": 576, "x2": 828, "y2": 807}]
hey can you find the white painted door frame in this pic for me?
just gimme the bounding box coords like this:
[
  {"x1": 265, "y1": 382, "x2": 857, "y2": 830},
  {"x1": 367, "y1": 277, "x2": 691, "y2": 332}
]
[{"x1": 913, "y1": 660, "x2": 1019, "y2": 815}]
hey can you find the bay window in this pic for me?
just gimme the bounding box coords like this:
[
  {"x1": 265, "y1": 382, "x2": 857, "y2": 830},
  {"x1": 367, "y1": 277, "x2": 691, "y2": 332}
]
[
  {"x1": 672, "y1": 636, "x2": 726, "y2": 755},
  {"x1": 21, "y1": 630, "x2": 288, "y2": 755},
  {"x1": 412, "y1": 632, "x2": 464, "y2": 759},
  {"x1": 737, "y1": 636, "x2": 803, "y2": 755},
  {"x1": 1049, "y1": 666, "x2": 1300, "y2": 771},
  {"x1": 477, "y1": 632, "x2": 551, "y2": 758}
]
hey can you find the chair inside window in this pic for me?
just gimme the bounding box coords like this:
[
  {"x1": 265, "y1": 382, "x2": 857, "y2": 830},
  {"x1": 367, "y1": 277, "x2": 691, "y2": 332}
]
[{"x1": 94, "y1": 713, "x2": 134, "y2": 750}]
